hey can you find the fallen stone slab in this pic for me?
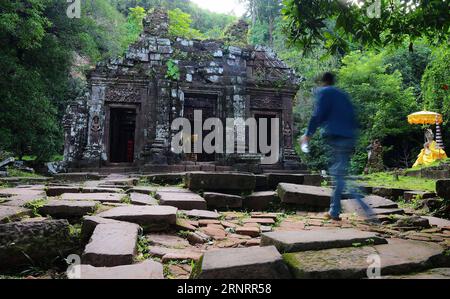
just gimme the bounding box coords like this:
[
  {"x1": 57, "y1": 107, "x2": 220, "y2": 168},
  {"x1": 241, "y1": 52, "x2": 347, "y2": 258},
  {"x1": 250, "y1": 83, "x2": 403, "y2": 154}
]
[
  {"x1": 97, "y1": 205, "x2": 177, "y2": 231},
  {"x1": 0, "y1": 188, "x2": 46, "y2": 198},
  {"x1": 76, "y1": 260, "x2": 164, "y2": 279},
  {"x1": 81, "y1": 216, "x2": 127, "y2": 244},
  {"x1": 203, "y1": 192, "x2": 242, "y2": 210},
  {"x1": 422, "y1": 216, "x2": 450, "y2": 229},
  {"x1": 53, "y1": 172, "x2": 102, "y2": 182},
  {"x1": 129, "y1": 193, "x2": 158, "y2": 206},
  {"x1": 261, "y1": 229, "x2": 387, "y2": 253},
  {"x1": 404, "y1": 191, "x2": 436, "y2": 202},
  {"x1": 158, "y1": 191, "x2": 207, "y2": 210},
  {"x1": 0, "y1": 219, "x2": 72, "y2": 270},
  {"x1": 130, "y1": 186, "x2": 191, "y2": 195},
  {"x1": 101, "y1": 178, "x2": 138, "y2": 187},
  {"x1": 370, "y1": 208, "x2": 405, "y2": 216},
  {"x1": 143, "y1": 173, "x2": 185, "y2": 186},
  {"x1": 2, "y1": 194, "x2": 40, "y2": 207},
  {"x1": 192, "y1": 246, "x2": 292, "y2": 279},
  {"x1": 82, "y1": 222, "x2": 140, "y2": 267},
  {"x1": 372, "y1": 187, "x2": 410, "y2": 200},
  {"x1": 236, "y1": 226, "x2": 260, "y2": 238},
  {"x1": 283, "y1": 239, "x2": 446, "y2": 279},
  {"x1": 60, "y1": 192, "x2": 126, "y2": 204},
  {"x1": 267, "y1": 173, "x2": 304, "y2": 189},
  {"x1": 39, "y1": 200, "x2": 98, "y2": 218},
  {"x1": 185, "y1": 172, "x2": 255, "y2": 192},
  {"x1": 184, "y1": 209, "x2": 220, "y2": 219},
  {"x1": 277, "y1": 183, "x2": 331, "y2": 208},
  {"x1": 81, "y1": 187, "x2": 124, "y2": 194},
  {"x1": 243, "y1": 218, "x2": 275, "y2": 225},
  {"x1": 383, "y1": 268, "x2": 450, "y2": 279},
  {"x1": 244, "y1": 191, "x2": 278, "y2": 211},
  {"x1": 187, "y1": 231, "x2": 211, "y2": 244},
  {"x1": 146, "y1": 233, "x2": 190, "y2": 248},
  {"x1": 46, "y1": 186, "x2": 81, "y2": 197},
  {"x1": 342, "y1": 196, "x2": 399, "y2": 216},
  {"x1": 200, "y1": 225, "x2": 227, "y2": 240},
  {"x1": 0, "y1": 206, "x2": 31, "y2": 223}
]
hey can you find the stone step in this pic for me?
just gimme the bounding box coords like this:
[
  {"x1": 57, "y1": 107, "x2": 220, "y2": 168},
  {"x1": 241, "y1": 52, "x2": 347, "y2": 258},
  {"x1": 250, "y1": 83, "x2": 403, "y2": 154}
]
[
  {"x1": 267, "y1": 173, "x2": 323, "y2": 189},
  {"x1": 81, "y1": 216, "x2": 128, "y2": 244},
  {"x1": 283, "y1": 239, "x2": 447, "y2": 279},
  {"x1": 203, "y1": 192, "x2": 242, "y2": 210},
  {"x1": 0, "y1": 188, "x2": 46, "y2": 198},
  {"x1": 60, "y1": 193, "x2": 126, "y2": 204},
  {"x1": 157, "y1": 191, "x2": 207, "y2": 210},
  {"x1": 97, "y1": 205, "x2": 177, "y2": 231},
  {"x1": 53, "y1": 172, "x2": 103, "y2": 182},
  {"x1": 46, "y1": 186, "x2": 81, "y2": 197},
  {"x1": 185, "y1": 172, "x2": 255, "y2": 193},
  {"x1": 403, "y1": 191, "x2": 436, "y2": 202},
  {"x1": 0, "y1": 206, "x2": 31, "y2": 223},
  {"x1": 243, "y1": 191, "x2": 278, "y2": 211},
  {"x1": 75, "y1": 260, "x2": 164, "y2": 279},
  {"x1": 129, "y1": 193, "x2": 158, "y2": 206},
  {"x1": 192, "y1": 246, "x2": 292, "y2": 279},
  {"x1": 372, "y1": 186, "x2": 412, "y2": 200},
  {"x1": 261, "y1": 229, "x2": 387, "y2": 253},
  {"x1": 277, "y1": 183, "x2": 331, "y2": 208},
  {"x1": 39, "y1": 200, "x2": 98, "y2": 218},
  {"x1": 82, "y1": 222, "x2": 140, "y2": 267},
  {"x1": 183, "y1": 209, "x2": 220, "y2": 219},
  {"x1": 2, "y1": 194, "x2": 43, "y2": 207},
  {"x1": 142, "y1": 173, "x2": 185, "y2": 185},
  {"x1": 422, "y1": 216, "x2": 450, "y2": 229}
]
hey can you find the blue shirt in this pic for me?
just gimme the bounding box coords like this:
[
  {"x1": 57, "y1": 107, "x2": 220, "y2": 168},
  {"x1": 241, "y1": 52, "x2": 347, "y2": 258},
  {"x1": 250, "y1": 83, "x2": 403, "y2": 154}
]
[{"x1": 306, "y1": 86, "x2": 358, "y2": 139}]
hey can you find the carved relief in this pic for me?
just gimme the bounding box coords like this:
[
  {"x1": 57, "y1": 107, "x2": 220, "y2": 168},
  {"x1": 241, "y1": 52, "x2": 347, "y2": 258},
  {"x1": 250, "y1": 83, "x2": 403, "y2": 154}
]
[
  {"x1": 250, "y1": 97, "x2": 280, "y2": 109},
  {"x1": 105, "y1": 87, "x2": 141, "y2": 103},
  {"x1": 90, "y1": 115, "x2": 102, "y2": 145}
]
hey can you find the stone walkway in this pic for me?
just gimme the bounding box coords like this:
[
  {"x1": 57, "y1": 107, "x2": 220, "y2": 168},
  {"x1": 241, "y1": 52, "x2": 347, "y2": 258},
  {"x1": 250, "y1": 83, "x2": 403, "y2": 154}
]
[{"x1": 0, "y1": 172, "x2": 449, "y2": 279}]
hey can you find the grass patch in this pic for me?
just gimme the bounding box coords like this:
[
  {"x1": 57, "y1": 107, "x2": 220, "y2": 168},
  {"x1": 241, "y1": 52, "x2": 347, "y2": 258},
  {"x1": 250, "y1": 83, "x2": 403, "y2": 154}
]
[
  {"x1": 404, "y1": 158, "x2": 450, "y2": 173},
  {"x1": 6, "y1": 168, "x2": 41, "y2": 178},
  {"x1": 24, "y1": 198, "x2": 48, "y2": 217},
  {"x1": 361, "y1": 172, "x2": 436, "y2": 192}
]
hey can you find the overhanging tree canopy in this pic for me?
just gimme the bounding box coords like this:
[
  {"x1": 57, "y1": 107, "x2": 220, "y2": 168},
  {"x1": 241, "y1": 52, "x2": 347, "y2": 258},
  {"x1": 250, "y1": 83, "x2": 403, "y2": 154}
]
[{"x1": 282, "y1": 0, "x2": 450, "y2": 54}]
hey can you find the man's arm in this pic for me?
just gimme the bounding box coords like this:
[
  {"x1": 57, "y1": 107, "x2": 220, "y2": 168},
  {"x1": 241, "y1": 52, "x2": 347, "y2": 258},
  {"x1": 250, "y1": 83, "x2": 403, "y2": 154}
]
[{"x1": 305, "y1": 91, "x2": 328, "y2": 137}]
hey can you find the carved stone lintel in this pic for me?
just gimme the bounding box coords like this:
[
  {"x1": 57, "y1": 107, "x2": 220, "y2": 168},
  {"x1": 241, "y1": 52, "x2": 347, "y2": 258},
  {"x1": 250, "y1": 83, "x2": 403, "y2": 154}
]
[{"x1": 105, "y1": 87, "x2": 141, "y2": 103}]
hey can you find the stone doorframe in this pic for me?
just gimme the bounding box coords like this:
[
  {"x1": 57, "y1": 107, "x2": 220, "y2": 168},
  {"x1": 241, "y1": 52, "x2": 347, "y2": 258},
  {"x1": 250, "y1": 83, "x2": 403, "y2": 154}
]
[
  {"x1": 104, "y1": 103, "x2": 142, "y2": 165},
  {"x1": 177, "y1": 88, "x2": 224, "y2": 162},
  {"x1": 250, "y1": 109, "x2": 283, "y2": 164}
]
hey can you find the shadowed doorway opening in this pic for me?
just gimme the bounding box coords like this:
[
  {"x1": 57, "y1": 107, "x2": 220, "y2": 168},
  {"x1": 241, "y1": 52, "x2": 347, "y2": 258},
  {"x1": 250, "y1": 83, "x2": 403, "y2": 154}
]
[{"x1": 109, "y1": 108, "x2": 136, "y2": 163}]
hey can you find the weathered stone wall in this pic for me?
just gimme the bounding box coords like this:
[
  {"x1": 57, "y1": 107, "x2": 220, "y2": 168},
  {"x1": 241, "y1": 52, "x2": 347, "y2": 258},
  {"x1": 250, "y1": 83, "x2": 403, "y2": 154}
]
[{"x1": 63, "y1": 9, "x2": 301, "y2": 169}]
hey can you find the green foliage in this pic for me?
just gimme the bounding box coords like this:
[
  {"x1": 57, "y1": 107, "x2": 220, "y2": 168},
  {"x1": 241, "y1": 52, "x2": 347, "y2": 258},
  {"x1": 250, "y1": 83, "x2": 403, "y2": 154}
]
[
  {"x1": 168, "y1": 8, "x2": 203, "y2": 39},
  {"x1": 281, "y1": 0, "x2": 450, "y2": 55},
  {"x1": 165, "y1": 59, "x2": 180, "y2": 81},
  {"x1": 111, "y1": 0, "x2": 236, "y2": 39},
  {"x1": 122, "y1": 6, "x2": 146, "y2": 48},
  {"x1": 337, "y1": 50, "x2": 419, "y2": 171},
  {"x1": 24, "y1": 198, "x2": 48, "y2": 217},
  {"x1": 422, "y1": 46, "x2": 450, "y2": 125}
]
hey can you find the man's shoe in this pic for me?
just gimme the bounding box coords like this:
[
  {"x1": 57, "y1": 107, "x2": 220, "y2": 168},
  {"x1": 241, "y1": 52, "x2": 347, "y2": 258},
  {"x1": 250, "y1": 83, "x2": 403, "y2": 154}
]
[{"x1": 324, "y1": 212, "x2": 342, "y2": 221}]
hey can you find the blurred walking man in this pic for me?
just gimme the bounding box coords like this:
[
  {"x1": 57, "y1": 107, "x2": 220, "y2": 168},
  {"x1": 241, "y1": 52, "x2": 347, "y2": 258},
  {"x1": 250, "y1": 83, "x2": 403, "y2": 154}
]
[{"x1": 301, "y1": 72, "x2": 372, "y2": 221}]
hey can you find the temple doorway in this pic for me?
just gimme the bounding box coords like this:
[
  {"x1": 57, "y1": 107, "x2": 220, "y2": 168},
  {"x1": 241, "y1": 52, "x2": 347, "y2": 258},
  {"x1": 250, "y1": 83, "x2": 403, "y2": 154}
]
[
  {"x1": 109, "y1": 108, "x2": 136, "y2": 163},
  {"x1": 183, "y1": 93, "x2": 218, "y2": 162}
]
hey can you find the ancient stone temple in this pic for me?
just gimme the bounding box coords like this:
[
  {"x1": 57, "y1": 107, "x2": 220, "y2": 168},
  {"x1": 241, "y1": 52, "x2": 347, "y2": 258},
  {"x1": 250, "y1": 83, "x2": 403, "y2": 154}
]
[{"x1": 63, "y1": 9, "x2": 302, "y2": 172}]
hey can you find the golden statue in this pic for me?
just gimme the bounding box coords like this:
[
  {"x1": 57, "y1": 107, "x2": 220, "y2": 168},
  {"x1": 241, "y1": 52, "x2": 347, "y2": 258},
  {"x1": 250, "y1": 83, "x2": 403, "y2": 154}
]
[{"x1": 413, "y1": 129, "x2": 447, "y2": 167}]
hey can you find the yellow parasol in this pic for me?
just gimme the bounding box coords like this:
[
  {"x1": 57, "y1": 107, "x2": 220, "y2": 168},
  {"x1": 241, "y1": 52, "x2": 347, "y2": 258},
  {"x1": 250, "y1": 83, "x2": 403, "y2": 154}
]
[{"x1": 407, "y1": 111, "x2": 443, "y2": 125}]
